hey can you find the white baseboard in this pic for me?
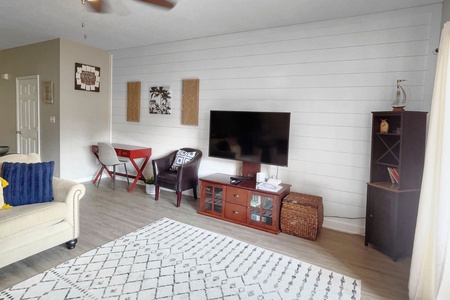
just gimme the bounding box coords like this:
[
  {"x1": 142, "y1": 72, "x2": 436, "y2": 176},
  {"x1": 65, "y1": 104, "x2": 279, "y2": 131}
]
[
  {"x1": 72, "y1": 175, "x2": 148, "y2": 185},
  {"x1": 74, "y1": 176, "x2": 94, "y2": 184},
  {"x1": 68, "y1": 176, "x2": 365, "y2": 236},
  {"x1": 323, "y1": 217, "x2": 365, "y2": 235}
]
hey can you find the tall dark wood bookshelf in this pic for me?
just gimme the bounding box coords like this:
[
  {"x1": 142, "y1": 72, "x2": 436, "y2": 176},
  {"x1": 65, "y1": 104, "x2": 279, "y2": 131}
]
[{"x1": 365, "y1": 111, "x2": 427, "y2": 261}]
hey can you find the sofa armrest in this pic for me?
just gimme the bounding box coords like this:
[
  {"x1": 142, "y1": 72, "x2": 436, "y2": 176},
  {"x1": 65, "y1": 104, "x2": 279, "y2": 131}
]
[{"x1": 52, "y1": 178, "x2": 86, "y2": 238}]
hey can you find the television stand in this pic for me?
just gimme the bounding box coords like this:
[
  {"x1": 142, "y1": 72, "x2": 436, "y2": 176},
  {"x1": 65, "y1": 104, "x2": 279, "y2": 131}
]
[
  {"x1": 199, "y1": 173, "x2": 291, "y2": 234},
  {"x1": 242, "y1": 161, "x2": 260, "y2": 178}
]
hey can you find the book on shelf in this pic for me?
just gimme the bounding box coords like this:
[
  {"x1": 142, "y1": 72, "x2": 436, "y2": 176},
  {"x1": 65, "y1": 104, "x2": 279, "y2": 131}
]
[
  {"x1": 392, "y1": 168, "x2": 400, "y2": 182},
  {"x1": 387, "y1": 167, "x2": 396, "y2": 183},
  {"x1": 387, "y1": 167, "x2": 399, "y2": 183}
]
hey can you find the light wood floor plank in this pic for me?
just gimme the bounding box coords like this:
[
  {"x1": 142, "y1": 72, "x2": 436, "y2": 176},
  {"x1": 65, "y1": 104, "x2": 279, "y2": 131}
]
[{"x1": 0, "y1": 180, "x2": 410, "y2": 299}]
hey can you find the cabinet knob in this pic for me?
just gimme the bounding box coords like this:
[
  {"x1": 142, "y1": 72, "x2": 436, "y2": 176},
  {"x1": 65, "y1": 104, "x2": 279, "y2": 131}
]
[
  {"x1": 233, "y1": 194, "x2": 239, "y2": 198},
  {"x1": 233, "y1": 210, "x2": 239, "y2": 214},
  {"x1": 370, "y1": 214, "x2": 373, "y2": 218}
]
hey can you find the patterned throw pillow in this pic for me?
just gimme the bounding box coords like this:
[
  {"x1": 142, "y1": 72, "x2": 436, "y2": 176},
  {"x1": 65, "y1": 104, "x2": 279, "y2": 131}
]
[
  {"x1": 170, "y1": 150, "x2": 196, "y2": 171},
  {"x1": 2, "y1": 161, "x2": 54, "y2": 206}
]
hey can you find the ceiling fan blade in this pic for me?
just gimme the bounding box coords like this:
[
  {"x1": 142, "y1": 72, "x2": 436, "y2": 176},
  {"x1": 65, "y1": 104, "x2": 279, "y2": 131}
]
[
  {"x1": 88, "y1": 0, "x2": 104, "y2": 13},
  {"x1": 138, "y1": 0, "x2": 175, "y2": 9}
]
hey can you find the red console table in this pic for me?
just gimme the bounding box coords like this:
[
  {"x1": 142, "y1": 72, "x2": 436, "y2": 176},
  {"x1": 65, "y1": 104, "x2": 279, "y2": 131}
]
[{"x1": 92, "y1": 143, "x2": 152, "y2": 192}]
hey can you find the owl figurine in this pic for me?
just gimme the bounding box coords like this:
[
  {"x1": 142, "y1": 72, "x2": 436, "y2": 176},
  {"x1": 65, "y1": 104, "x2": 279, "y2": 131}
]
[{"x1": 380, "y1": 119, "x2": 389, "y2": 133}]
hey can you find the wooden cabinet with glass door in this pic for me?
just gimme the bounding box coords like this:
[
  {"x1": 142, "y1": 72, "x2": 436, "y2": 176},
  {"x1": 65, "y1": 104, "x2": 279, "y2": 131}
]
[
  {"x1": 200, "y1": 182, "x2": 225, "y2": 217},
  {"x1": 248, "y1": 192, "x2": 278, "y2": 232},
  {"x1": 199, "y1": 173, "x2": 291, "y2": 234}
]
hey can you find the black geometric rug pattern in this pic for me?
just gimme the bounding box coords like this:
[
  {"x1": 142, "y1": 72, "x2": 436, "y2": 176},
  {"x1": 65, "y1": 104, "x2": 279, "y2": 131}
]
[{"x1": 0, "y1": 218, "x2": 360, "y2": 299}]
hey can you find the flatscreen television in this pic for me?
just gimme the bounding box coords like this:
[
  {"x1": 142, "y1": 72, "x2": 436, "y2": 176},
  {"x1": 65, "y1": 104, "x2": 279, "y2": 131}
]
[{"x1": 209, "y1": 110, "x2": 291, "y2": 167}]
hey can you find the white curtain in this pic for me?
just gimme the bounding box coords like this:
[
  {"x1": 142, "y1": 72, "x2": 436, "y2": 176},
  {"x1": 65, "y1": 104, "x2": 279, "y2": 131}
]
[{"x1": 409, "y1": 22, "x2": 450, "y2": 300}]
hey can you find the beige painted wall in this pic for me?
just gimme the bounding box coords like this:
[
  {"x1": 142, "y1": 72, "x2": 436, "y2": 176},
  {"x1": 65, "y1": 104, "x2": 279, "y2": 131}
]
[
  {"x1": 59, "y1": 39, "x2": 111, "y2": 181},
  {"x1": 0, "y1": 39, "x2": 111, "y2": 180},
  {"x1": 0, "y1": 39, "x2": 61, "y2": 175},
  {"x1": 0, "y1": 58, "x2": 16, "y2": 155},
  {"x1": 443, "y1": 0, "x2": 450, "y2": 25}
]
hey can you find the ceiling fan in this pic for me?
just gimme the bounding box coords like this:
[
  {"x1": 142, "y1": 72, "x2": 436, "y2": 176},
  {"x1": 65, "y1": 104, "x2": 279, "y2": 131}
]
[{"x1": 82, "y1": 0, "x2": 175, "y2": 13}]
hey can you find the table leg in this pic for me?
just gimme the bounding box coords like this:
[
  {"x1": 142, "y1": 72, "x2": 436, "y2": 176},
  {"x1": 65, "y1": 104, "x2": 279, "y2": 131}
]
[
  {"x1": 128, "y1": 157, "x2": 150, "y2": 192},
  {"x1": 93, "y1": 166, "x2": 103, "y2": 185},
  {"x1": 92, "y1": 165, "x2": 114, "y2": 185}
]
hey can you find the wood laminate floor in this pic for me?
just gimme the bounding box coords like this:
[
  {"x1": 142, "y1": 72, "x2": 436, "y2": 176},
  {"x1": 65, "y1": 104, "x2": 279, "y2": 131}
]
[{"x1": 0, "y1": 180, "x2": 411, "y2": 299}]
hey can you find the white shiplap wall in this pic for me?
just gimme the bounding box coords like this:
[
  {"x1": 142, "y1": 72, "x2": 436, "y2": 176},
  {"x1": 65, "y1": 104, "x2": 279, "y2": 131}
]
[{"x1": 111, "y1": 5, "x2": 441, "y2": 234}]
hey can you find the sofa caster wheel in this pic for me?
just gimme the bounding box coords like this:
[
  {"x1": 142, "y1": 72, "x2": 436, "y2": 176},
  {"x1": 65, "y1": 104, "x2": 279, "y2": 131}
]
[{"x1": 66, "y1": 239, "x2": 77, "y2": 250}]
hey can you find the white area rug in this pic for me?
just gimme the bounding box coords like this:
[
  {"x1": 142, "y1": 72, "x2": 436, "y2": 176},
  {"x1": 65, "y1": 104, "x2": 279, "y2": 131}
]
[{"x1": 0, "y1": 218, "x2": 361, "y2": 299}]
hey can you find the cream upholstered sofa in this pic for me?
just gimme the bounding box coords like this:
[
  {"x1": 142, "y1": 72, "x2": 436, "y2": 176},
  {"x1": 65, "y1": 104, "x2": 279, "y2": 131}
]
[{"x1": 0, "y1": 153, "x2": 86, "y2": 269}]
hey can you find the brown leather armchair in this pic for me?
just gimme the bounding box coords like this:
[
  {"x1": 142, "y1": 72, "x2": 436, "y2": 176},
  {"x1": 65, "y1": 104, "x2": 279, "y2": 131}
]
[{"x1": 152, "y1": 148, "x2": 202, "y2": 207}]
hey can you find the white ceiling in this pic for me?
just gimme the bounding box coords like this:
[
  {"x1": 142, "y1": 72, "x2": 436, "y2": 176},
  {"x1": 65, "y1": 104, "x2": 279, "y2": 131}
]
[{"x1": 0, "y1": 0, "x2": 443, "y2": 51}]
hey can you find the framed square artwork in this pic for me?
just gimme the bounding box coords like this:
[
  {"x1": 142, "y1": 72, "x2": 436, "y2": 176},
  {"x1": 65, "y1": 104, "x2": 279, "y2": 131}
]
[
  {"x1": 149, "y1": 86, "x2": 171, "y2": 114},
  {"x1": 75, "y1": 63, "x2": 100, "y2": 92}
]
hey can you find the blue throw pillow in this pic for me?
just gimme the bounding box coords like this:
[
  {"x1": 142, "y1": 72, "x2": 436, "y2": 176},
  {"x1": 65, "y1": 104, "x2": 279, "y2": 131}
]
[{"x1": 2, "y1": 161, "x2": 54, "y2": 206}]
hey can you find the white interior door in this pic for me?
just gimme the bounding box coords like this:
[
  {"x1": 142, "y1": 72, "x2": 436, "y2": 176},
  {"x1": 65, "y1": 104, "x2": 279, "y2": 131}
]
[{"x1": 16, "y1": 75, "x2": 40, "y2": 154}]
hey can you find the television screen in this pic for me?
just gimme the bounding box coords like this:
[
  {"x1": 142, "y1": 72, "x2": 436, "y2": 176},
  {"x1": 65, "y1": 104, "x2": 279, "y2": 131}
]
[{"x1": 209, "y1": 111, "x2": 290, "y2": 167}]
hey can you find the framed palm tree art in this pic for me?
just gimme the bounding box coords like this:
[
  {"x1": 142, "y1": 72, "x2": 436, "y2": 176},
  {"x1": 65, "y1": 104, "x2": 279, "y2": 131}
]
[{"x1": 149, "y1": 86, "x2": 171, "y2": 114}]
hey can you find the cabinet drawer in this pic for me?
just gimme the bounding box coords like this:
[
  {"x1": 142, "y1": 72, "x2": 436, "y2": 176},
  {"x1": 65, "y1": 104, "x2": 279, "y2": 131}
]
[
  {"x1": 226, "y1": 187, "x2": 248, "y2": 204},
  {"x1": 115, "y1": 149, "x2": 130, "y2": 157},
  {"x1": 225, "y1": 203, "x2": 247, "y2": 223}
]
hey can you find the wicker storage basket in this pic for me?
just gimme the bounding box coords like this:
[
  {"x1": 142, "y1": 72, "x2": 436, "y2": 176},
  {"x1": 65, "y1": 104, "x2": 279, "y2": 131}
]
[{"x1": 280, "y1": 193, "x2": 323, "y2": 240}]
